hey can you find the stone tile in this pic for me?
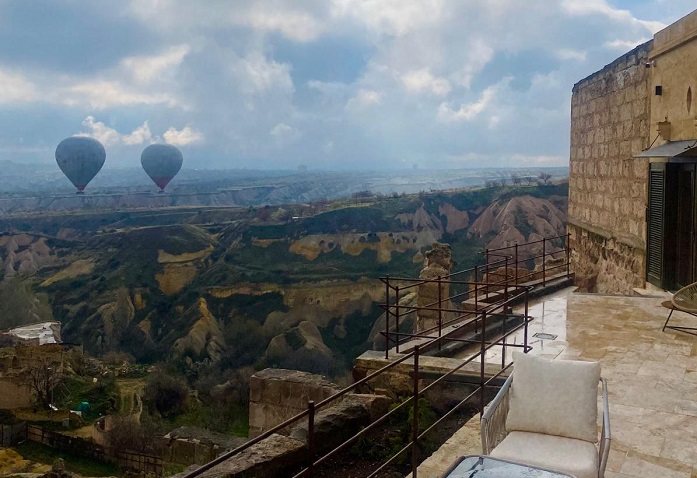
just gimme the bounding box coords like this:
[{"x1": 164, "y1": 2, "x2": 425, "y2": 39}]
[
  {"x1": 675, "y1": 400, "x2": 697, "y2": 417},
  {"x1": 605, "y1": 472, "x2": 641, "y2": 478},
  {"x1": 612, "y1": 420, "x2": 665, "y2": 456},
  {"x1": 662, "y1": 430, "x2": 697, "y2": 464},
  {"x1": 637, "y1": 361, "x2": 686, "y2": 381},
  {"x1": 607, "y1": 447, "x2": 629, "y2": 473},
  {"x1": 620, "y1": 451, "x2": 693, "y2": 478}
]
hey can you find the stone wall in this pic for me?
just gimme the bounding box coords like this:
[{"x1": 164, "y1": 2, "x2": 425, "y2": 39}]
[
  {"x1": 0, "y1": 377, "x2": 33, "y2": 408},
  {"x1": 568, "y1": 223, "x2": 646, "y2": 294},
  {"x1": 248, "y1": 369, "x2": 340, "y2": 438},
  {"x1": 568, "y1": 41, "x2": 651, "y2": 293}
]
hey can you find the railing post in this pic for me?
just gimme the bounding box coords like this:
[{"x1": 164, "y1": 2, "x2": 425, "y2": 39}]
[
  {"x1": 395, "y1": 286, "x2": 401, "y2": 354},
  {"x1": 542, "y1": 238, "x2": 546, "y2": 286},
  {"x1": 437, "y1": 276, "x2": 443, "y2": 351},
  {"x1": 504, "y1": 256, "x2": 509, "y2": 303},
  {"x1": 385, "y1": 276, "x2": 390, "y2": 360},
  {"x1": 524, "y1": 289, "x2": 529, "y2": 353},
  {"x1": 514, "y1": 242, "x2": 519, "y2": 285},
  {"x1": 480, "y1": 309, "x2": 487, "y2": 417},
  {"x1": 412, "y1": 345, "x2": 420, "y2": 478},
  {"x1": 566, "y1": 233, "x2": 571, "y2": 278},
  {"x1": 474, "y1": 265, "x2": 479, "y2": 311},
  {"x1": 307, "y1": 400, "x2": 315, "y2": 478},
  {"x1": 484, "y1": 248, "x2": 489, "y2": 295}
]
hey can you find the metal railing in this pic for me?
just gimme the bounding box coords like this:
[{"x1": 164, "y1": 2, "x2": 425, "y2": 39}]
[
  {"x1": 380, "y1": 234, "x2": 570, "y2": 356},
  {"x1": 182, "y1": 235, "x2": 571, "y2": 478}
]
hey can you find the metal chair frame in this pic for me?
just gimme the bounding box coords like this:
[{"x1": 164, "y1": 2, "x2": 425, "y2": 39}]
[
  {"x1": 481, "y1": 374, "x2": 611, "y2": 478},
  {"x1": 663, "y1": 282, "x2": 697, "y2": 336}
]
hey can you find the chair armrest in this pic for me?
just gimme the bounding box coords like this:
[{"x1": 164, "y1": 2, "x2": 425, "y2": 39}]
[
  {"x1": 598, "y1": 378, "x2": 611, "y2": 478},
  {"x1": 481, "y1": 374, "x2": 513, "y2": 454}
]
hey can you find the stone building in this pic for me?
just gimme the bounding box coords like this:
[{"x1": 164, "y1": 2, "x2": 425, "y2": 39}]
[{"x1": 569, "y1": 9, "x2": 697, "y2": 293}]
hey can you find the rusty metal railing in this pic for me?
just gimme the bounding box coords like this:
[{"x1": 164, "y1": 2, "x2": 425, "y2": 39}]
[{"x1": 380, "y1": 234, "x2": 570, "y2": 355}]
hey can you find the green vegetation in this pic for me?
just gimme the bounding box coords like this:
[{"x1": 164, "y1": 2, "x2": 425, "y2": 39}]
[
  {"x1": 351, "y1": 397, "x2": 438, "y2": 465},
  {"x1": 15, "y1": 441, "x2": 118, "y2": 477},
  {"x1": 0, "y1": 277, "x2": 53, "y2": 330},
  {"x1": 56, "y1": 375, "x2": 118, "y2": 422},
  {"x1": 168, "y1": 402, "x2": 249, "y2": 437}
]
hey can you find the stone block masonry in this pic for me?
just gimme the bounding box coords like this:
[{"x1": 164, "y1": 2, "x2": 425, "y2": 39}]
[
  {"x1": 568, "y1": 41, "x2": 651, "y2": 293},
  {"x1": 248, "y1": 368, "x2": 340, "y2": 438}
]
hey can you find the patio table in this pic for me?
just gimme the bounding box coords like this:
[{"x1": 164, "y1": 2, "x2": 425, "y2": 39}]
[{"x1": 440, "y1": 455, "x2": 575, "y2": 478}]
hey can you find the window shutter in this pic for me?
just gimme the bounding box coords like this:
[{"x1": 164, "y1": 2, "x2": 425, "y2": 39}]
[{"x1": 647, "y1": 164, "x2": 665, "y2": 287}]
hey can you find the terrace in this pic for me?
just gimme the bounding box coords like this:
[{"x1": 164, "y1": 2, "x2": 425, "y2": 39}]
[
  {"x1": 416, "y1": 289, "x2": 697, "y2": 478},
  {"x1": 184, "y1": 236, "x2": 697, "y2": 478}
]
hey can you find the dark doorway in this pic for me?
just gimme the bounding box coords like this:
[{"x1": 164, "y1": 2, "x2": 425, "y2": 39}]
[{"x1": 648, "y1": 161, "x2": 697, "y2": 290}]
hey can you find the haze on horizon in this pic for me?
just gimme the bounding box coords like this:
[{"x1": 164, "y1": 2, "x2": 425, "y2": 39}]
[{"x1": 0, "y1": 1, "x2": 693, "y2": 171}]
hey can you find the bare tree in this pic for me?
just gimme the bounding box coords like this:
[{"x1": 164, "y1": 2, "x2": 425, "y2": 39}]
[
  {"x1": 538, "y1": 172, "x2": 553, "y2": 185},
  {"x1": 26, "y1": 360, "x2": 61, "y2": 408}
]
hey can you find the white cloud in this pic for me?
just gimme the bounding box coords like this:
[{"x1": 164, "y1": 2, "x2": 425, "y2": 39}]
[
  {"x1": 554, "y1": 48, "x2": 588, "y2": 62},
  {"x1": 61, "y1": 80, "x2": 178, "y2": 109},
  {"x1": 163, "y1": 126, "x2": 204, "y2": 146},
  {"x1": 332, "y1": 0, "x2": 445, "y2": 36},
  {"x1": 346, "y1": 89, "x2": 382, "y2": 110},
  {"x1": 603, "y1": 39, "x2": 649, "y2": 50},
  {"x1": 76, "y1": 116, "x2": 127, "y2": 147},
  {"x1": 121, "y1": 44, "x2": 190, "y2": 84},
  {"x1": 123, "y1": 121, "x2": 154, "y2": 145},
  {"x1": 0, "y1": 69, "x2": 38, "y2": 104},
  {"x1": 451, "y1": 40, "x2": 495, "y2": 89},
  {"x1": 401, "y1": 69, "x2": 451, "y2": 96},
  {"x1": 231, "y1": 52, "x2": 294, "y2": 95},
  {"x1": 245, "y1": 9, "x2": 323, "y2": 42},
  {"x1": 76, "y1": 116, "x2": 199, "y2": 147},
  {"x1": 561, "y1": 0, "x2": 666, "y2": 33},
  {"x1": 270, "y1": 123, "x2": 295, "y2": 137},
  {"x1": 438, "y1": 79, "x2": 509, "y2": 123}
]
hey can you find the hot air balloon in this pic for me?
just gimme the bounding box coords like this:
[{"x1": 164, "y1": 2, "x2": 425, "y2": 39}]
[
  {"x1": 55, "y1": 136, "x2": 106, "y2": 194},
  {"x1": 141, "y1": 144, "x2": 183, "y2": 192}
]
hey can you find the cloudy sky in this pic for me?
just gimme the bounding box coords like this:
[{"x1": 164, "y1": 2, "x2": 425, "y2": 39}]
[{"x1": 0, "y1": 1, "x2": 694, "y2": 170}]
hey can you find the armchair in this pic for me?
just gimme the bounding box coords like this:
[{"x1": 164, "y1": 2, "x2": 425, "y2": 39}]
[{"x1": 481, "y1": 354, "x2": 610, "y2": 478}]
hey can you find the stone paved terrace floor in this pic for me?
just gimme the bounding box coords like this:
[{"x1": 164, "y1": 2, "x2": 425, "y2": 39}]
[{"x1": 413, "y1": 290, "x2": 697, "y2": 478}]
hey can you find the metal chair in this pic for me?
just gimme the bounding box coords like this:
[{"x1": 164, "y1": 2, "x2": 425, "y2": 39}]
[
  {"x1": 663, "y1": 282, "x2": 697, "y2": 336},
  {"x1": 481, "y1": 374, "x2": 611, "y2": 478}
]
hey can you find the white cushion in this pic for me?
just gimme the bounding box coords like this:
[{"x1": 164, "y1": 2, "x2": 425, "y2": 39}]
[
  {"x1": 506, "y1": 352, "x2": 600, "y2": 442},
  {"x1": 491, "y1": 431, "x2": 598, "y2": 478}
]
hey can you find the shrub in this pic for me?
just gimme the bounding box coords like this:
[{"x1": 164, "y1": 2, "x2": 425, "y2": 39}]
[{"x1": 144, "y1": 369, "x2": 188, "y2": 418}]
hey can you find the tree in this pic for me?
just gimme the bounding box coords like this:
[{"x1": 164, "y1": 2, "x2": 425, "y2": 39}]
[
  {"x1": 26, "y1": 360, "x2": 61, "y2": 408},
  {"x1": 511, "y1": 174, "x2": 522, "y2": 186},
  {"x1": 106, "y1": 414, "x2": 162, "y2": 455},
  {"x1": 538, "y1": 172, "x2": 553, "y2": 184},
  {"x1": 143, "y1": 368, "x2": 188, "y2": 418}
]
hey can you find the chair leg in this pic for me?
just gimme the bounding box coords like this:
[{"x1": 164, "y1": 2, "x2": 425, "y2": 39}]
[
  {"x1": 663, "y1": 309, "x2": 697, "y2": 336},
  {"x1": 663, "y1": 308, "x2": 674, "y2": 332}
]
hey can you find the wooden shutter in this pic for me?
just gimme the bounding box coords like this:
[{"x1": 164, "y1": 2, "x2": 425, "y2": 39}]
[{"x1": 647, "y1": 163, "x2": 666, "y2": 287}]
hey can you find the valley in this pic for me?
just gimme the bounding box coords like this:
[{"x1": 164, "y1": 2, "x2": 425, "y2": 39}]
[{"x1": 0, "y1": 181, "x2": 567, "y2": 440}]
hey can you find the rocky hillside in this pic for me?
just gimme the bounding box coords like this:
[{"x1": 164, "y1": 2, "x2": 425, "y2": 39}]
[{"x1": 0, "y1": 182, "x2": 567, "y2": 377}]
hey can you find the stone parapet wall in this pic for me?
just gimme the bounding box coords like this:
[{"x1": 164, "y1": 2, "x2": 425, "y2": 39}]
[
  {"x1": 568, "y1": 223, "x2": 645, "y2": 294},
  {"x1": 569, "y1": 41, "x2": 652, "y2": 293},
  {"x1": 248, "y1": 369, "x2": 340, "y2": 438}
]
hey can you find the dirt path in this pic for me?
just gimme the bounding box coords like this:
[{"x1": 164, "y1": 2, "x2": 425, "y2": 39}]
[{"x1": 115, "y1": 377, "x2": 145, "y2": 420}]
